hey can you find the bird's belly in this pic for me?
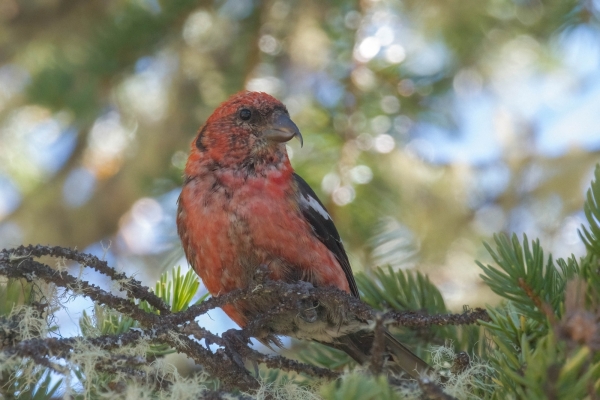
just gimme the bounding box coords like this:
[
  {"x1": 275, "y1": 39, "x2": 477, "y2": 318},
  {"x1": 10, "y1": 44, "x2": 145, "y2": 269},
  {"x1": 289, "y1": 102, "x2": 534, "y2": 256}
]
[
  {"x1": 178, "y1": 174, "x2": 350, "y2": 328},
  {"x1": 178, "y1": 182, "x2": 282, "y2": 296}
]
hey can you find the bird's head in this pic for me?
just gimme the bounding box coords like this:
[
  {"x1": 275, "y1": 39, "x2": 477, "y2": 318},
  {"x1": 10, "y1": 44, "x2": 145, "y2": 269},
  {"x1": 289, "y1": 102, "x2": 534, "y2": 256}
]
[{"x1": 187, "y1": 91, "x2": 302, "y2": 173}]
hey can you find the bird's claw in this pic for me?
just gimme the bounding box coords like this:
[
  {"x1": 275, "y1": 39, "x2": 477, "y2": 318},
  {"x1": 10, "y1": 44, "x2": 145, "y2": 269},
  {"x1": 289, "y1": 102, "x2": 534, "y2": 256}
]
[
  {"x1": 292, "y1": 281, "x2": 319, "y2": 323},
  {"x1": 221, "y1": 329, "x2": 259, "y2": 376},
  {"x1": 297, "y1": 299, "x2": 319, "y2": 323}
]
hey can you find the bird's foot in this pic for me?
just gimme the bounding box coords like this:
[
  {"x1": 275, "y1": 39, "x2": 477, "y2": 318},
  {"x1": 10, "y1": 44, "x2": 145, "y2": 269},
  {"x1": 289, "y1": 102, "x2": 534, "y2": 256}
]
[
  {"x1": 221, "y1": 329, "x2": 260, "y2": 377},
  {"x1": 297, "y1": 299, "x2": 319, "y2": 323}
]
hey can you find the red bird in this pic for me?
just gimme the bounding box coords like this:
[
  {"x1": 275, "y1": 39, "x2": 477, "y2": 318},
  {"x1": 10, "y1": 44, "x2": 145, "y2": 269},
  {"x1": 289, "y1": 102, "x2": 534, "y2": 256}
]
[{"x1": 177, "y1": 91, "x2": 428, "y2": 378}]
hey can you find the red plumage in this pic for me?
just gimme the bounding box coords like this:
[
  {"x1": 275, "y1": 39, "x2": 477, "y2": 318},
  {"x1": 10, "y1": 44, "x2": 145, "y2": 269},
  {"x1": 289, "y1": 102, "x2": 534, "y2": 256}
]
[{"x1": 177, "y1": 91, "x2": 429, "y2": 379}]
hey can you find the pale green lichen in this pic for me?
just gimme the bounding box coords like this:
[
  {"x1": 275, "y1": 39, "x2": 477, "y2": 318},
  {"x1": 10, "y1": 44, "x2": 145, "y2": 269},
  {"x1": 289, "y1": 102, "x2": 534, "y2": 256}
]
[
  {"x1": 429, "y1": 345, "x2": 497, "y2": 399},
  {"x1": 12, "y1": 305, "x2": 47, "y2": 341}
]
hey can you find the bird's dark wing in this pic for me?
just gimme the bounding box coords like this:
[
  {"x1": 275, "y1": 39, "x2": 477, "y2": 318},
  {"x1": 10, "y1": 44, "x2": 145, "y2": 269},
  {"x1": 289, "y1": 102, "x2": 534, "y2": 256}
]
[
  {"x1": 293, "y1": 174, "x2": 430, "y2": 379},
  {"x1": 292, "y1": 173, "x2": 359, "y2": 298}
]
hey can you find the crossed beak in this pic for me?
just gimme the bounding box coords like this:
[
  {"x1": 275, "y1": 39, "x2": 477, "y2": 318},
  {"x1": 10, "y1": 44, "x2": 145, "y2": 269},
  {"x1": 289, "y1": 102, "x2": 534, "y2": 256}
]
[{"x1": 262, "y1": 112, "x2": 303, "y2": 148}]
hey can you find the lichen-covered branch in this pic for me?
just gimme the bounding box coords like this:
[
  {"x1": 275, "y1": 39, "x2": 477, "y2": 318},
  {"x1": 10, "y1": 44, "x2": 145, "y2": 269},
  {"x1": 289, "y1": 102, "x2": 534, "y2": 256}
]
[
  {"x1": 384, "y1": 307, "x2": 491, "y2": 328},
  {"x1": 6, "y1": 244, "x2": 169, "y2": 314},
  {"x1": 0, "y1": 245, "x2": 487, "y2": 396}
]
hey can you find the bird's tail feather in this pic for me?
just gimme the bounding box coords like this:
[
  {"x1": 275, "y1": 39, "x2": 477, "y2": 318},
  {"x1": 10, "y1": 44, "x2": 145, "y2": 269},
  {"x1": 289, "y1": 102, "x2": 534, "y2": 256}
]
[{"x1": 329, "y1": 329, "x2": 430, "y2": 380}]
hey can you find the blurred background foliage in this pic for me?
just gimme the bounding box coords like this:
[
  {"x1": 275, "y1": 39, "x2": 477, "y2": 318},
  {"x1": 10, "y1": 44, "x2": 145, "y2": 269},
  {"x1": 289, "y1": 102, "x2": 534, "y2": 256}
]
[{"x1": 0, "y1": 0, "x2": 599, "y2": 324}]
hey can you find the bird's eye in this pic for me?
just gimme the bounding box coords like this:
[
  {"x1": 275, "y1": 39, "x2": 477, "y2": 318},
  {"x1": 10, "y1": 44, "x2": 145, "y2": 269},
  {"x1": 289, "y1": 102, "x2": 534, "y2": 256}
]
[{"x1": 239, "y1": 109, "x2": 252, "y2": 120}]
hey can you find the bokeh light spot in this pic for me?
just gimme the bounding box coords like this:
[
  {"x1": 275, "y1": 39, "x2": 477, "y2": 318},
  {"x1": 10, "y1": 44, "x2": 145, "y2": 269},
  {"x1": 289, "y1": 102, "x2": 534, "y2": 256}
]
[
  {"x1": 332, "y1": 186, "x2": 355, "y2": 206},
  {"x1": 373, "y1": 134, "x2": 396, "y2": 153},
  {"x1": 350, "y1": 165, "x2": 373, "y2": 184},
  {"x1": 321, "y1": 173, "x2": 340, "y2": 194},
  {"x1": 355, "y1": 37, "x2": 381, "y2": 62},
  {"x1": 380, "y1": 96, "x2": 400, "y2": 114},
  {"x1": 259, "y1": 35, "x2": 280, "y2": 55},
  {"x1": 385, "y1": 44, "x2": 406, "y2": 64}
]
